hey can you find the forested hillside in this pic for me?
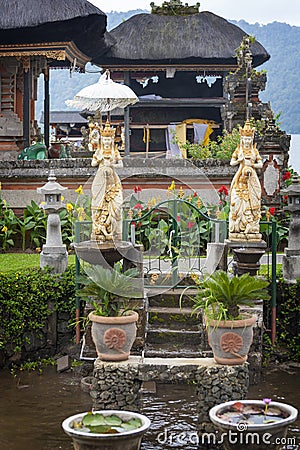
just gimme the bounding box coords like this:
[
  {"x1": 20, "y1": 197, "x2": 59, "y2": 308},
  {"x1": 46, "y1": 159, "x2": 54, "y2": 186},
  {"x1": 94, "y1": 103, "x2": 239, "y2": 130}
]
[
  {"x1": 232, "y1": 20, "x2": 300, "y2": 133},
  {"x1": 37, "y1": 10, "x2": 300, "y2": 134}
]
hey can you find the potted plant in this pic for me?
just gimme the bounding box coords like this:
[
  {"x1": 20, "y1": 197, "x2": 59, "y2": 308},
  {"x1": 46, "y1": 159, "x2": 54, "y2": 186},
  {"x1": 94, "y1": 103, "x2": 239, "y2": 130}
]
[
  {"x1": 62, "y1": 409, "x2": 151, "y2": 450},
  {"x1": 209, "y1": 399, "x2": 298, "y2": 450},
  {"x1": 182, "y1": 270, "x2": 270, "y2": 364},
  {"x1": 78, "y1": 263, "x2": 143, "y2": 361}
]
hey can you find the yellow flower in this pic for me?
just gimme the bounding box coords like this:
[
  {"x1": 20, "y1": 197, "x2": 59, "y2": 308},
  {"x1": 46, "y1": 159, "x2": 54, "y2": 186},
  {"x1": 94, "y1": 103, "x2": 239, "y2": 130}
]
[
  {"x1": 168, "y1": 181, "x2": 176, "y2": 191},
  {"x1": 1, "y1": 226, "x2": 8, "y2": 232},
  {"x1": 40, "y1": 201, "x2": 46, "y2": 206},
  {"x1": 0, "y1": 181, "x2": 2, "y2": 190},
  {"x1": 66, "y1": 203, "x2": 74, "y2": 212},
  {"x1": 75, "y1": 185, "x2": 84, "y2": 195},
  {"x1": 77, "y1": 207, "x2": 85, "y2": 221},
  {"x1": 35, "y1": 247, "x2": 41, "y2": 253},
  {"x1": 61, "y1": 195, "x2": 65, "y2": 201}
]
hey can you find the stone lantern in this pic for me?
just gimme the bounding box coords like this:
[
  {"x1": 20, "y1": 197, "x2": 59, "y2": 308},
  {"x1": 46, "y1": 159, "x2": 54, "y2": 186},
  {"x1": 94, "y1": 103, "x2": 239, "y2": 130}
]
[
  {"x1": 37, "y1": 170, "x2": 68, "y2": 273},
  {"x1": 281, "y1": 172, "x2": 300, "y2": 283}
]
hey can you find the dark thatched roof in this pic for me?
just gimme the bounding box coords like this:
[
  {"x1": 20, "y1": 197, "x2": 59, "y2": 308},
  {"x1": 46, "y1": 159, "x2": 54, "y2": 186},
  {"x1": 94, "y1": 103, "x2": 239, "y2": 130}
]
[
  {"x1": 98, "y1": 12, "x2": 269, "y2": 68},
  {"x1": 0, "y1": 0, "x2": 108, "y2": 60},
  {"x1": 0, "y1": 0, "x2": 104, "y2": 29}
]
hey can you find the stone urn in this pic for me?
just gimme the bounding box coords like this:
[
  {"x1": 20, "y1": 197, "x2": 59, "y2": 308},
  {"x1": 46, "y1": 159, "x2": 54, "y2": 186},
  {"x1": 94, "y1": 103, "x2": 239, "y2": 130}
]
[
  {"x1": 89, "y1": 311, "x2": 138, "y2": 361},
  {"x1": 62, "y1": 409, "x2": 151, "y2": 450},
  {"x1": 207, "y1": 314, "x2": 256, "y2": 365},
  {"x1": 209, "y1": 399, "x2": 298, "y2": 450}
]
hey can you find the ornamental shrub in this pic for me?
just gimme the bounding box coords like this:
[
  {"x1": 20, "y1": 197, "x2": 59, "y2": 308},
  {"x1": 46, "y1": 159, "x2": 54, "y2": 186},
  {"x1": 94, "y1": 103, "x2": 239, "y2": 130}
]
[{"x1": 0, "y1": 265, "x2": 76, "y2": 364}]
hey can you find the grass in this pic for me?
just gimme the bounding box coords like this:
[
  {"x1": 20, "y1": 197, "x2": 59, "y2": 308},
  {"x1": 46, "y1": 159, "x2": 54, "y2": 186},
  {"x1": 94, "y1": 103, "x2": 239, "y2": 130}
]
[{"x1": 0, "y1": 253, "x2": 76, "y2": 273}]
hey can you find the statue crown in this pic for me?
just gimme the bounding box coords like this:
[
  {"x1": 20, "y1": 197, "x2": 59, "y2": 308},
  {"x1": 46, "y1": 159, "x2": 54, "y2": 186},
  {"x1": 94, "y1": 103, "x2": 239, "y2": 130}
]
[
  {"x1": 101, "y1": 121, "x2": 115, "y2": 138},
  {"x1": 240, "y1": 120, "x2": 255, "y2": 137}
]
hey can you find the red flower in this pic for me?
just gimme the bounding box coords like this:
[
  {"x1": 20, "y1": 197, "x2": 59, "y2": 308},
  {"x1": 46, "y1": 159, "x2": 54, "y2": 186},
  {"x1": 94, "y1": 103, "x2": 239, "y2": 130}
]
[
  {"x1": 218, "y1": 185, "x2": 228, "y2": 196},
  {"x1": 282, "y1": 171, "x2": 291, "y2": 181},
  {"x1": 232, "y1": 402, "x2": 244, "y2": 412},
  {"x1": 134, "y1": 203, "x2": 143, "y2": 210},
  {"x1": 187, "y1": 221, "x2": 195, "y2": 229},
  {"x1": 177, "y1": 215, "x2": 181, "y2": 222},
  {"x1": 283, "y1": 195, "x2": 288, "y2": 204},
  {"x1": 193, "y1": 192, "x2": 198, "y2": 197},
  {"x1": 269, "y1": 207, "x2": 276, "y2": 216},
  {"x1": 134, "y1": 185, "x2": 142, "y2": 193},
  {"x1": 131, "y1": 221, "x2": 136, "y2": 227},
  {"x1": 137, "y1": 221, "x2": 142, "y2": 227}
]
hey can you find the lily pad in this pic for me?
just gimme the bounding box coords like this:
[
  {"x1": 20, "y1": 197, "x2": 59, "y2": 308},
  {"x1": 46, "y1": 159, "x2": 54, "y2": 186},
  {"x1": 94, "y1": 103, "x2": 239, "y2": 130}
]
[
  {"x1": 104, "y1": 415, "x2": 123, "y2": 426},
  {"x1": 82, "y1": 413, "x2": 106, "y2": 426},
  {"x1": 88, "y1": 425, "x2": 116, "y2": 434},
  {"x1": 121, "y1": 418, "x2": 143, "y2": 430}
]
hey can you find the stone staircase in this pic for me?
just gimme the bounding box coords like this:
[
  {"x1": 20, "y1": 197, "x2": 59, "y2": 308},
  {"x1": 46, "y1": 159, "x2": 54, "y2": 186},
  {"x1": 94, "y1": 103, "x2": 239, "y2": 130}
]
[{"x1": 144, "y1": 288, "x2": 212, "y2": 358}]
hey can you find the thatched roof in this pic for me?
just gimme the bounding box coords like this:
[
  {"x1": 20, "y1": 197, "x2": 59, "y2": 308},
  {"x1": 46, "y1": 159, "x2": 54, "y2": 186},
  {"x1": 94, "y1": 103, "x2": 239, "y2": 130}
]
[
  {"x1": 98, "y1": 12, "x2": 269, "y2": 68},
  {"x1": 0, "y1": 0, "x2": 108, "y2": 60},
  {"x1": 0, "y1": 0, "x2": 104, "y2": 29}
]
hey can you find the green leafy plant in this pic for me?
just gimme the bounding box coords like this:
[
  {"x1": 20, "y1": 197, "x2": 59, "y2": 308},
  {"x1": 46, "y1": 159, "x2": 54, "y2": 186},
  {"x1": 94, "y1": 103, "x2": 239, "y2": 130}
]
[
  {"x1": 78, "y1": 263, "x2": 142, "y2": 317},
  {"x1": 72, "y1": 412, "x2": 143, "y2": 434},
  {"x1": 182, "y1": 270, "x2": 270, "y2": 323},
  {"x1": 23, "y1": 200, "x2": 47, "y2": 248},
  {"x1": 0, "y1": 265, "x2": 76, "y2": 359},
  {"x1": 0, "y1": 199, "x2": 18, "y2": 250}
]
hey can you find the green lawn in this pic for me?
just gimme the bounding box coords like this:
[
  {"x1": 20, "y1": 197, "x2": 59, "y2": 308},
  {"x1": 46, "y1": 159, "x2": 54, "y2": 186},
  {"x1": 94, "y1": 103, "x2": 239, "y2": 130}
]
[{"x1": 0, "y1": 253, "x2": 76, "y2": 273}]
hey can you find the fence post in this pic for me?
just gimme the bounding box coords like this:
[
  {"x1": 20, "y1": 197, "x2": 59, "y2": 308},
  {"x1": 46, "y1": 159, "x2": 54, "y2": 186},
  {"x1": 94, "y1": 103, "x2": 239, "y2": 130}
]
[{"x1": 271, "y1": 219, "x2": 277, "y2": 346}]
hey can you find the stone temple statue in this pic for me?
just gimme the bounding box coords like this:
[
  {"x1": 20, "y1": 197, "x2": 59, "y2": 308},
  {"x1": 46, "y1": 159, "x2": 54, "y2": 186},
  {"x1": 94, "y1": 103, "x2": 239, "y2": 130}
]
[
  {"x1": 90, "y1": 121, "x2": 123, "y2": 242},
  {"x1": 228, "y1": 120, "x2": 263, "y2": 241}
]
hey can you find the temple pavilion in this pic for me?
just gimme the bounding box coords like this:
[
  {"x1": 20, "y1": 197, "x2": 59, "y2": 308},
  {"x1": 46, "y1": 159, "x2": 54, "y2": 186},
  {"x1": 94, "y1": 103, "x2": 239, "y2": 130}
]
[
  {"x1": 0, "y1": 0, "x2": 108, "y2": 159},
  {"x1": 97, "y1": 0, "x2": 270, "y2": 157}
]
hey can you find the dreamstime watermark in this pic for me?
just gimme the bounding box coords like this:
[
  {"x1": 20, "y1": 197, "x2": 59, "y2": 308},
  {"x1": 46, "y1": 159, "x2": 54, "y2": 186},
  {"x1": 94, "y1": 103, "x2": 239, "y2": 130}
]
[{"x1": 156, "y1": 425, "x2": 298, "y2": 447}]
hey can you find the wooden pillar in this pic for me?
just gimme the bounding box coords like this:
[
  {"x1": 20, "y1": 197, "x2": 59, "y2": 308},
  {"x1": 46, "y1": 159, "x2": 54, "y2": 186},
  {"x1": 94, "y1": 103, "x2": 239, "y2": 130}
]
[
  {"x1": 23, "y1": 58, "x2": 31, "y2": 148},
  {"x1": 124, "y1": 71, "x2": 131, "y2": 156},
  {"x1": 44, "y1": 66, "x2": 50, "y2": 149}
]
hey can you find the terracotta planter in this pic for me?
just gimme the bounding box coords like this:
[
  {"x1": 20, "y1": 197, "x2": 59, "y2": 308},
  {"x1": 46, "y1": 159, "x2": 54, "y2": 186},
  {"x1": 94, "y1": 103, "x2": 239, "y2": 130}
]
[
  {"x1": 209, "y1": 400, "x2": 298, "y2": 450},
  {"x1": 207, "y1": 314, "x2": 256, "y2": 365},
  {"x1": 62, "y1": 409, "x2": 151, "y2": 450},
  {"x1": 89, "y1": 311, "x2": 138, "y2": 361}
]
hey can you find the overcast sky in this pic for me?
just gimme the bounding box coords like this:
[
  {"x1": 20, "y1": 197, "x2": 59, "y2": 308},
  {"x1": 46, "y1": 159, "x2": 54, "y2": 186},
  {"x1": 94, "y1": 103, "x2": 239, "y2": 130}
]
[{"x1": 90, "y1": 0, "x2": 300, "y2": 26}]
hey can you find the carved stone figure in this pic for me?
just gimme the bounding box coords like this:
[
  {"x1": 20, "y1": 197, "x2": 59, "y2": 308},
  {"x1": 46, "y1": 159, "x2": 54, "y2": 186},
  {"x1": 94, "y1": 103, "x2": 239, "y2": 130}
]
[
  {"x1": 88, "y1": 121, "x2": 101, "y2": 153},
  {"x1": 91, "y1": 121, "x2": 123, "y2": 242},
  {"x1": 228, "y1": 121, "x2": 263, "y2": 241}
]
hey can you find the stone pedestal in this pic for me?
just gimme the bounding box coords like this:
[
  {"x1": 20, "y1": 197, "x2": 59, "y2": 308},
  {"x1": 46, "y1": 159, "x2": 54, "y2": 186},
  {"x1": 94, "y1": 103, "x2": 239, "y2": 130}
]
[
  {"x1": 88, "y1": 357, "x2": 249, "y2": 431},
  {"x1": 225, "y1": 240, "x2": 267, "y2": 276},
  {"x1": 205, "y1": 243, "x2": 228, "y2": 273},
  {"x1": 40, "y1": 212, "x2": 68, "y2": 273},
  {"x1": 282, "y1": 249, "x2": 300, "y2": 283}
]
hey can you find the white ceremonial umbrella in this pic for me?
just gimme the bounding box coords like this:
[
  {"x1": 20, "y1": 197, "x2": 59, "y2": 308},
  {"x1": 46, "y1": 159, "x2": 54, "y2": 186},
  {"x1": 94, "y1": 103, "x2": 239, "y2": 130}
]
[{"x1": 66, "y1": 69, "x2": 138, "y2": 113}]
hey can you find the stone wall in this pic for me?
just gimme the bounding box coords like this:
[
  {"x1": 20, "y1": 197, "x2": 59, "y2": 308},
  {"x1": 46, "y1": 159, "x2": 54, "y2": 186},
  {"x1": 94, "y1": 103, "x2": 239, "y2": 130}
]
[
  {"x1": 88, "y1": 356, "x2": 249, "y2": 433},
  {"x1": 0, "y1": 158, "x2": 235, "y2": 209},
  {"x1": 0, "y1": 301, "x2": 74, "y2": 368}
]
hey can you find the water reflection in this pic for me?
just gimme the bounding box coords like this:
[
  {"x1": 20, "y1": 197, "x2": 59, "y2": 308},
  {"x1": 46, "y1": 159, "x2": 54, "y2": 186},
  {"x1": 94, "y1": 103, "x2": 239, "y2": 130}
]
[{"x1": 0, "y1": 366, "x2": 299, "y2": 450}]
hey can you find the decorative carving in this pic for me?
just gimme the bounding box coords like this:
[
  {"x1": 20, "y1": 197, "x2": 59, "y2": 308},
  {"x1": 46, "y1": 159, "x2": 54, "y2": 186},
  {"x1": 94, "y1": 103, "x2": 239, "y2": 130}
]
[
  {"x1": 91, "y1": 121, "x2": 123, "y2": 242},
  {"x1": 228, "y1": 121, "x2": 263, "y2": 241},
  {"x1": 150, "y1": 0, "x2": 200, "y2": 15},
  {"x1": 104, "y1": 328, "x2": 126, "y2": 350},
  {"x1": 220, "y1": 332, "x2": 243, "y2": 354}
]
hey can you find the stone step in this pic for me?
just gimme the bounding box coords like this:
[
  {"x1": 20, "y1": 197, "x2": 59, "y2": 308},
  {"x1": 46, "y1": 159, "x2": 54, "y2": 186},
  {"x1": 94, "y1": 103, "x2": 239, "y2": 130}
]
[
  {"x1": 146, "y1": 327, "x2": 202, "y2": 345},
  {"x1": 144, "y1": 342, "x2": 213, "y2": 359},
  {"x1": 148, "y1": 306, "x2": 200, "y2": 330},
  {"x1": 148, "y1": 288, "x2": 199, "y2": 308}
]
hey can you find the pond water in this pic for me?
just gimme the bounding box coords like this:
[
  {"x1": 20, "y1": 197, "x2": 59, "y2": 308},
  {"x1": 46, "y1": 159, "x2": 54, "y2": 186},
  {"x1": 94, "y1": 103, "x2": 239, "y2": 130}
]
[{"x1": 0, "y1": 366, "x2": 299, "y2": 450}]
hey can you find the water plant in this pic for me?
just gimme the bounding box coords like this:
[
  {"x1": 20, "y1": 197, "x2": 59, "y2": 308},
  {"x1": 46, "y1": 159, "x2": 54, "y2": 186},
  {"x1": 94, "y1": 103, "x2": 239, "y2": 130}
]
[{"x1": 72, "y1": 412, "x2": 143, "y2": 434}]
